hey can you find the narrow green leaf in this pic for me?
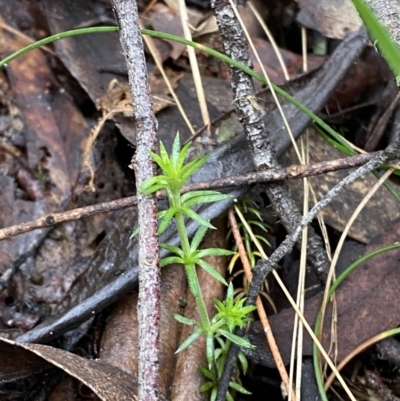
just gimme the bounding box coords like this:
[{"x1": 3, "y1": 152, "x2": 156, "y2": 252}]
[
  {"x1": 175, "y1": 329, "x2": 202, "y2": 353},
  {"x1": 226, "y1": 391, "x2": 235, "y2": 401},
  {"x1": 199, "y1": 366, "x2": 213, "y2": 380},
  {"x1": 237, "y1": 305, "x2": 257, "y2": 315},
  {"x1": 351, "y1": 0, "x2": 400, "y2": 81},
  {"x1": 196, "y1": 259, "x2": 228, "y2": 285},
  {"x1": 180, "y1": 155, "x2": 209, "y2": 180},
  {"x1": 238, "y1": 351, "x2": 249, "y2": 374},
  {"x1": 215, "y1": 336, "x2": 226, "y2": 350},
  {"x1": 190, "y1": 225, "x2": 209, "y2": 253},
  {"x1": 214, "y1": 347, "x2": 223, "y2": 361},
  {"x1": 254, "y1": 234, "x2": 271, "y2": 247},
  {"x1": 138, "y1": 175, "x2": 163, "y2": 193},
  {"x1": 160, "y1": 256, "x2": 184, "y2": 267},
  {"x1": 227, "y1": 281, "x2": 234, "y2": 299},
  {"x1": 206, "y1": 333, "x2": 215, "y2": 369},
  {"x1": 149, "y1": 152, "x2": 167, "y2": 171},
  {"x1": 219, "y1": 330, "x2": 254, "y2": 348},
  {"x1": 200, "y1": 381, "x2": 214, "y2": 392},
  {"x1": 210, "y1": 387, "x2": 217, "y2": 401},
  {"x1": 130, "y1": 226, "x2": 139, "y2": 238},
  {"x1": 171, "y1": 132, "x2": 181, "y2": 166},
  {"x1": 183, "y1": 193, "x2": 231, "y2": 208},
  {"x1": 196, "y1": 248, "x2": 235, "y2": 259},
  {"x1": 142, "y1": 184, "x2": 167, "y2": 195},
  {"x1": 245, "y1": 206, "x2": 263, "y2": 221},
  {"x1": 176, "y1": 141, "x2": 192, "y2": 170},
  {"x1": 159, "y1": 140, "x2": 170, "y2": 164},
  {"x1": 160, "y1": 243, "x2": 184, "y2": 257},
  {"x1": 214, "y1": 298, "x2": 224, "y2": 311},
  {"x1": 229, "y1": 381, "x2": 252, "y2": 394},
  {"x1": 172, "y1": 313, "x2": 196, "y2": 325},
  {"x1": 157, "y1": 209, "x2": 167, "y2": 219},
  {"x1": 181, "y1": 190, "x2": 226, "y2": 203},
  {"x1": 183, "y1": 208, "x2": 215, "y2": 229},
  {"x1": 157, "y1": 206, "x2": 177, "y2": 234},
  {"x1": 247, "y1": 219, "x2": 270, "y2": 233}
]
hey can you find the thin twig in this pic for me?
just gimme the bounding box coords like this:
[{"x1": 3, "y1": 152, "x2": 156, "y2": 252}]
[
  {"x1": 112, "y1": 2, "x2": 160, "y2": 401},
  {"x1": 250, "y1": 139, "x2": 400, "y2": 294},
  {"x1": 14, "y1": 146, "x2": 399, "y2": 351},
  {"x1": 0, "y1": 152, "x2": 380, "y2": 241}
]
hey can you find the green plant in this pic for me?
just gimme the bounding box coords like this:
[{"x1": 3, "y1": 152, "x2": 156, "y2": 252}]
[
  {"x1": 139, "y1": 133, "x2": 257, "y2": 400},
  {"x1": 228, "y1": 198, "x2": 270, "y2": 270},
  {"x1": 227, "y1": 198, "x2": 276, "y2": 311},
  {"x1": 4, "y1": 18, "x2": 400, "y2": 398}
]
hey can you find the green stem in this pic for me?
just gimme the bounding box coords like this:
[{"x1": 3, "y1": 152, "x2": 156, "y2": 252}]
[
  {"x1": 0, "y1": 26, "x2": 120, "y2": 67},
  {"x1": 175, "y1": 209, "x2": 211, "y2": 331},
  {"x1": 2, "y1": 25, "x2": 400, "y2": 180},
  {"x1": 0, "y1": 26, "x2": 366, "y2": 155}
]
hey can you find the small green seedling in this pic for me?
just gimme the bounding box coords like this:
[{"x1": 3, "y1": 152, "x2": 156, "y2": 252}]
[{"x1": 139, "y1": 133, "x2": 257, "y2": 400}]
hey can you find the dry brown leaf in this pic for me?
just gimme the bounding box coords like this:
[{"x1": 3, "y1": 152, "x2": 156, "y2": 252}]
[{"x1": 0, "y1": 336, "x2": 146, "y2": 401}]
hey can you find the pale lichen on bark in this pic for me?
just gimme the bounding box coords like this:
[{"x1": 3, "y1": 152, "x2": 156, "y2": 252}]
[
  {"x1": 365, "y1": 0, "x2": 400, "y2": 46},
  {"x1": 112, "y1": 1, "x2": 160, "y2": 401}
]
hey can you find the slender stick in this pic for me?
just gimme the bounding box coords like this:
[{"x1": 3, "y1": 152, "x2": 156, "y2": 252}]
[
  {"x1": 0, "y1": 151, "x2": 381, "y2": 242},
  {"x1": 112, "y1": 2, "x2": 160, "y2": 401},
  {"x1": 210, "y1": 0, "x2": 330, "y2": 285}
]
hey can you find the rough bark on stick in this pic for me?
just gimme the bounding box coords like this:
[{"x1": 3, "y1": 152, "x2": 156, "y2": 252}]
[
  {"x1": 210, "y1": 0, "x2": 330, "y2": 284},
  {"x1": 112, "y1": 1, "x2": 160, "y2": 401},
  {"x1": 365, "y1": 0, "x2": 400, "y2": 46}
]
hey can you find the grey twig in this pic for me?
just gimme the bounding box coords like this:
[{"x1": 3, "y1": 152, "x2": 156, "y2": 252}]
[
  {"x1": 112, "y1": 1, "x2": 160, "y2": 401},
  {"x1": 209, "y1": 0, "x2": 331, "y2": 285},
  {"x1": 255, "y1": 137, "x2": 400, "y2": 279}
]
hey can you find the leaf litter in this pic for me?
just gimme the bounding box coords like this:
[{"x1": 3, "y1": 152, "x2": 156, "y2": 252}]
[{"x1": 0, "y1": 0, "x2": 399, "y2": 400}]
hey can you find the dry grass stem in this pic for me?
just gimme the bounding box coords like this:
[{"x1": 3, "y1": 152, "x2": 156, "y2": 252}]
[
  {"x1": 177, "y1": 0, "x2": 210, "y2": 131},
  {"x1": 247, "y1": 1, "x2": 290, "y2": 81},
  {"x1": 317, "y1": 168, "x2": 394, "y2": 381},
  {"x1": 140, "y1": 21, "x2": 195, "y2": 135}
]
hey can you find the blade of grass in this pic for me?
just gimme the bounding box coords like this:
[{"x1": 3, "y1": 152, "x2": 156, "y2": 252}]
[
  {"x1": 0, "y1": 26, "x2": 365, "y2": 157},
  {"x1": 2, "y1": 24, "x2": 400, "y2": 185}
]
